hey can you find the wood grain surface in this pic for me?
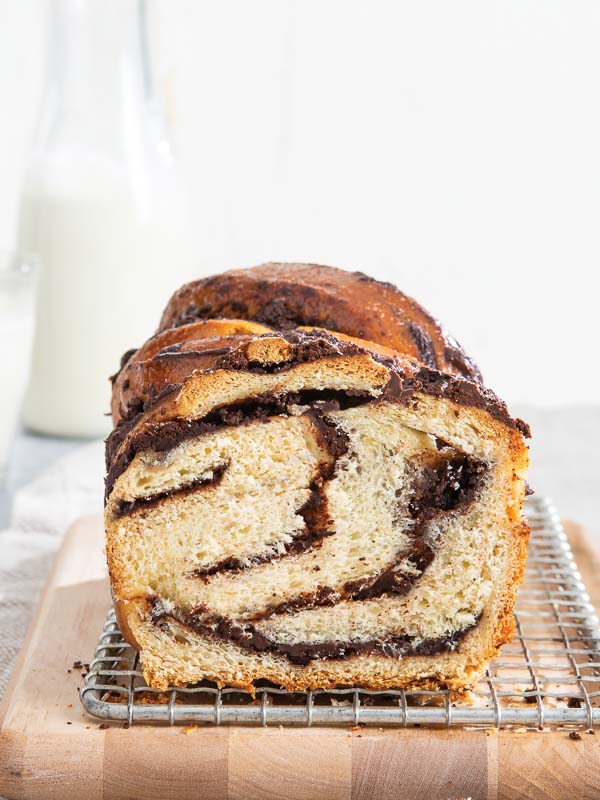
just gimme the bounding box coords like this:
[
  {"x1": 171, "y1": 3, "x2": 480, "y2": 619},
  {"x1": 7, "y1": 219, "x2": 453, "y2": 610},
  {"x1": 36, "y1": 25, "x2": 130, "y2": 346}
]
[{"x1": 0, "y1": 516, "x2": 598, "y2": 800}]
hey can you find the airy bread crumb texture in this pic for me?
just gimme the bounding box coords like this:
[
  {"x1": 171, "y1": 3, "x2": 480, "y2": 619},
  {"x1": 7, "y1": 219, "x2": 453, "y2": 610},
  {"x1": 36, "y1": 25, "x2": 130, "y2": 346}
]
[{"x1": 106, "y1": 360, "x2": 528, "y2": 692}]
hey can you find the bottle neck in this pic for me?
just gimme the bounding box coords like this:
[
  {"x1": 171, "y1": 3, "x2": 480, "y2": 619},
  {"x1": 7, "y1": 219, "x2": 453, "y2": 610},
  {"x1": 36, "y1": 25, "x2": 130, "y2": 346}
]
[{"x1": 37, "y1": 0, "x2": 166, "y2": 159}]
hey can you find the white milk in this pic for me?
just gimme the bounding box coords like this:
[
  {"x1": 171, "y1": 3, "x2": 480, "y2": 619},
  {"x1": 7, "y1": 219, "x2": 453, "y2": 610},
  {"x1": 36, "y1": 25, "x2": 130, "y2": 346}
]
[
  {"x1": 0, "y1": 292, "x2": 35, "y2": 472},
  {"x1": 19, "y1": 151, "x2": 198, "y2": 437}
]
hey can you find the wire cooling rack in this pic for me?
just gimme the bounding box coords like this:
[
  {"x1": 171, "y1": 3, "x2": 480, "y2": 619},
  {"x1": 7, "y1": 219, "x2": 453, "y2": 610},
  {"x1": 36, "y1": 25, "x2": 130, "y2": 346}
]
[{"x1": 80, "y1": 496, "x2": 600, "y2": 728}]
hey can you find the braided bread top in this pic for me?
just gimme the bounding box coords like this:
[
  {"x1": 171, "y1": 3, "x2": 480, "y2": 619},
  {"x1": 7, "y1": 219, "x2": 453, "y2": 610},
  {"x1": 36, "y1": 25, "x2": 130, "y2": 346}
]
[{"x1": 158, "y1": 263, "x2": 481, "y2": 383}]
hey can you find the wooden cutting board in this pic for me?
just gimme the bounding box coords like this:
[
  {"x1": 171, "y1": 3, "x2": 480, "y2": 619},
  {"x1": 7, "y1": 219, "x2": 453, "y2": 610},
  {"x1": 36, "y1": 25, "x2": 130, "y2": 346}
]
[{"x1": 0, "y1": 516, "x2": 599, "y2": 800}]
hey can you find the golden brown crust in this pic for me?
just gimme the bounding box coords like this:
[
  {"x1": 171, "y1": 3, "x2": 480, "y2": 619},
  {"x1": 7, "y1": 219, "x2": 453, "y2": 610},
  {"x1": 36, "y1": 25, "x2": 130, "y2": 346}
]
[
  {"x1": 491, "y1": 518, "x2": 530, "y2": 649},
  {"x1": 111, "y1": 319, "x2": 273, "y2": 423},
  {"x1": 158, "y1": 263, "x2": 482, "y2": 382},
  {"x1": 112, "y1": 326, "x2": 405, "y2": 428},
  {"x1": 113, "y1": 596, "x2": 139, "y2": 652}
]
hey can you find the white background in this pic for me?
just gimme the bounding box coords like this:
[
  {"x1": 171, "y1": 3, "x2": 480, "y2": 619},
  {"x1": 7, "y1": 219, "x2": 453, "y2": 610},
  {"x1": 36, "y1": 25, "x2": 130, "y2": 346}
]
[{"x1": 1, "y1": 0, "x2": 599, "y2": 407}]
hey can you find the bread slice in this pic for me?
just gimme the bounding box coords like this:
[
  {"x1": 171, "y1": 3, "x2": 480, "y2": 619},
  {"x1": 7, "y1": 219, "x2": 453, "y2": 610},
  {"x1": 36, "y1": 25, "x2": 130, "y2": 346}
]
[{"x1": 105, "y1": 328, "x2": 529, "y2": 693}]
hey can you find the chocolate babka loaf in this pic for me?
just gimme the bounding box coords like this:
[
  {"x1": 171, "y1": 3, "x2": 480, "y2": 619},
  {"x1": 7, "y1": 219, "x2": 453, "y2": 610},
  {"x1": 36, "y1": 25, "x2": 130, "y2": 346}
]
[{"x1": 105, "y1": 263, "x2": 530, "y2": 692}]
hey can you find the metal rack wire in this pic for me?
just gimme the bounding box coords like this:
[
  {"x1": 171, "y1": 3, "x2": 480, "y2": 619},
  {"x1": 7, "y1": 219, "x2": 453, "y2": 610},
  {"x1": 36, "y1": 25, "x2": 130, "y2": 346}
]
[{"x1": 80, "y1": 496, "x2": 600, "y2": 727}]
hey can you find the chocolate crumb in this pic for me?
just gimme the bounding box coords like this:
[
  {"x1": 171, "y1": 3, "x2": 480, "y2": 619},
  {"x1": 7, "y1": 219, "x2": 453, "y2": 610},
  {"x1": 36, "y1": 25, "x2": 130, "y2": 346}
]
[
  {"x1": 99, "y1": 723, "x2": 110, "y2": 730},
  {"x1": 567, "y1": 697, "x2": 582, "y2": 708},
  {"x1": 569, "y1": 731, "x2": 582, "y2": 740},
  {"x1": 123, "y1": 721, "x2": 130, "y2": 729},
  {"x1": 66, "y1": 721, "x2": 72, "y2": 725}
]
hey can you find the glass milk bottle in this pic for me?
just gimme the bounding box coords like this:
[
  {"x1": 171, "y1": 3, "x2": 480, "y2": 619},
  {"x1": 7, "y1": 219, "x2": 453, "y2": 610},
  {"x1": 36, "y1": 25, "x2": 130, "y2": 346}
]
[{"x1": 19, "y1": 0, "x2": 198, "y2": 437}]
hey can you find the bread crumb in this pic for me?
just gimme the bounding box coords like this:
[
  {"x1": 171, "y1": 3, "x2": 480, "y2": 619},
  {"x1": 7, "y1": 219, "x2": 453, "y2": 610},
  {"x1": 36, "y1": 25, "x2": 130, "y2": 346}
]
[
  {"x1": 330, "y1": 698, "x2": 352, "y2": 707},
  {"x1": 182, "y1": 725, "x2": 199, "y2": 735}
]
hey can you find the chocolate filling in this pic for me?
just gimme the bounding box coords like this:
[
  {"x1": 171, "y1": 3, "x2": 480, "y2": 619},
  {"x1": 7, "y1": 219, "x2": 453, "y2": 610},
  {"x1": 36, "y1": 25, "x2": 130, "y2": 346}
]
[
  {"x1": 407, "y1": 321, "x2": 437, "y2": 369},
  {"x1": 112, "y1": 462, "x2": 229, "y2": 518},
  {"x1": 184, "y1": 448, "x2": 486, "y2": 637},
  {"x1": 343, "y1": 453, "x2": 485, "y2": 601},
  {"x1": 190, "y1": 529, "x2": 336, "y2": 578},
  {"x1": 105, "y1": 388, "x2": 370, "y2": 499},
  {"x1": 213, "y1": 333, "x2": 362, "y2": 374},
  {"x1": 144, "y1": 436, "x2": 487, "y2": 666},
  {"x1": 263, "y1": 452, "x2": 486, "y2": 613},
  {"x1": 342, "y1": 538, "x2": 435, "y2": 602},
  {"x1": 407, "y1": 453, "x2": 487, "y2": 520},
  {"x1": 189, "y1": 411, "x2": 350, "y2": 578},
  {"x1": 149, "y1": 597, "x2": 477, "y2": 667},
  {"x1": 154, "y1": 348, "x2": 233, "y2": 363}
]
